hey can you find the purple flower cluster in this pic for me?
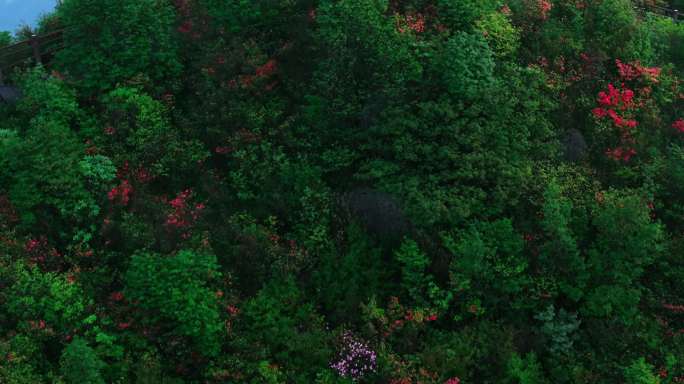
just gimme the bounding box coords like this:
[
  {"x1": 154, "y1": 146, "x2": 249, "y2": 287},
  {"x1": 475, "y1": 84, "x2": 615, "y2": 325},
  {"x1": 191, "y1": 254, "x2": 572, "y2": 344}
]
[{"x1": 330, "y1": 331, "x2": 377, "y2": 380}]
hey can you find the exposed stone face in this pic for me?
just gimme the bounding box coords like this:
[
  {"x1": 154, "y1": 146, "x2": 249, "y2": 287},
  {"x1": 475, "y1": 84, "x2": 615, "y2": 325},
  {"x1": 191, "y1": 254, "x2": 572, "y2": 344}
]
[
  {"x1": 563, "y1": 128, "x2": 587, "y2": 162},
  {"x1": 339, "y1": 188, "x2": 411, "y2": 240},
  {"x1": 0, "y1": 86, "x2": 22, "y2": 104}
]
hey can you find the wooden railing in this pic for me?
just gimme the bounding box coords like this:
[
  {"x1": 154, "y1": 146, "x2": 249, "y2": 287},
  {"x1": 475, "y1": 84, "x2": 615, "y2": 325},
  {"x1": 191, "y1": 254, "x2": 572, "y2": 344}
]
[
  {"x1": 0, "y1": 1, "x2": 680, "y2": 85},
  {"x1": 0, "y1": 29, "x2": 64, "y2": 85},
  {"x1": 634, "y1": 1, "x2": 682, "y2": 22}
]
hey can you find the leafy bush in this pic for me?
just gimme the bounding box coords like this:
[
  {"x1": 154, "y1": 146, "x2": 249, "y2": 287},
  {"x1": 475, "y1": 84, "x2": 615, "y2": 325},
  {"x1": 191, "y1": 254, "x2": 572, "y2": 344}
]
[
  {"x1": 55, "y1": 0, "x2": 181, "y2": 95},
  {"x1": 124, "y1": 249, "x2": 223, "y2": 356},
  {"x1": 60, "y1": 337, "x2": 105, "y2": 384}
]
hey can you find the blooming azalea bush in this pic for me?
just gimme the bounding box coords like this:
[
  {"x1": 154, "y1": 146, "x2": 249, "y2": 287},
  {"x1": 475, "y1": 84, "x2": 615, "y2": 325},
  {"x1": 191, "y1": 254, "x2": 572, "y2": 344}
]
[
  {"x1": 673, "y1": 119, "x2": 684, "y2": 133},
  {"x1": 163, "y1": 188, "x2": 206, "y2": 240},
  {"x1": 330, "y1": 331, "x2": 377, "y2": 381},
  {"x1": 589, "y1": 59, "x2": 665, "y2": 163},
  {"x1": 592, "y1": 82, "x2": 639, "y2": 161}
]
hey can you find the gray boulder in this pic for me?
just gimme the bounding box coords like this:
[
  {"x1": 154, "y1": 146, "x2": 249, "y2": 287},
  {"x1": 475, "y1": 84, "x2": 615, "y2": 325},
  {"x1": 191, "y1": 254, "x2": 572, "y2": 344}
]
[
  {"x1": 339, "y1": 188, "x2": 411, "y2": 240},
  {"x1": 562, "y1": 128, "x2": 587, "y2": 162},
  {"x1": 0, "y1": 86, "x2": 22, "y2": 104}
]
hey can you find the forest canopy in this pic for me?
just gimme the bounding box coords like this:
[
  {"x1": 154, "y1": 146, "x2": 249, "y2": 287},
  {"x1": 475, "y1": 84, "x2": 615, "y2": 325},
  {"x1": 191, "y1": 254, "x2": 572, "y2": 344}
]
[{"x1": 0, "y1": 0, "x2": 684, "y2": 383}]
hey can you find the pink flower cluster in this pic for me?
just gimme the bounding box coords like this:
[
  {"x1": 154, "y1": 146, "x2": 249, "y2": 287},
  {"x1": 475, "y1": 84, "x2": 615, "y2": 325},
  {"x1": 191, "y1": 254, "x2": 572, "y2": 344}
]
[
  {"x1": 592, "y1": 83, "x2": 637, "y2": 125},
  {"x1": 445, "y1": 378, "x2": 461, "y2": 384},
  {"x1": 673, "y1": 119, "x2": 684, "y2": 133},
  {"x1": 103, "y1": 125, "x2": 116, "y2": 135},
  {"x1": 135, "y1": 167, "x2": 152, "y2": 183},
  {"x1": 330, "y1": 331, "x2": 377, "y2": 380},
  {"x1": 605, "y1": 147, "x2": 637, "y2": 162},
  {"x1": 25, "y1": 236, "x2": 62, "y2": 267},
  {"x1": 165, "y1": 189, "x2": 205, "y2": 239},
  {"x1": 110, "y1": 291, "x2": 125, "y2": 302},
  {"x1": 108, "y1": 180, "x2": 133, "y2": 206},
  {"x1": 28, "y1": 319, "x2": 47, "y2": 330},
  {"x1": 538, "y1": 0, "x2": 552, "y2": 20},
  {"x1": 215, "y1": 146, "x2": 233, "y2": 154},
  {"x1": 616, "y1": 59, "x2": 661, "y2": 82},
  {"x1": 239, "y1": 59, "x2": 279, "y2": 88},
  {"x1": 255, "y1": 59, "x2": 277, "y2": 77},
  {"x1": 663, "y1": 303, "x2": 684, "y2": 313}
]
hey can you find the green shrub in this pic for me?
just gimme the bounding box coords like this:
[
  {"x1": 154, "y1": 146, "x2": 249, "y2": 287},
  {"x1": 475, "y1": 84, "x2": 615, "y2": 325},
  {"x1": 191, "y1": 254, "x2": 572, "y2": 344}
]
[{"x1": 60, "y1": 337, "x2": 105, "y2": 384}]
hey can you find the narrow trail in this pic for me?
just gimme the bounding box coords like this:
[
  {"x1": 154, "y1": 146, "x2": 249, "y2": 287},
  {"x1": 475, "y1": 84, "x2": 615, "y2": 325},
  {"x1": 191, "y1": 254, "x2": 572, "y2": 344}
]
[
  {"x1": 633, "y1": 2, "x2": 682, "y2": 21},
  {"x1": 0, "y1": 1, "x2": 680, "y2": 85},
  {"x1": 0, "y1": 29, "x2": 64, "y2": 84}
]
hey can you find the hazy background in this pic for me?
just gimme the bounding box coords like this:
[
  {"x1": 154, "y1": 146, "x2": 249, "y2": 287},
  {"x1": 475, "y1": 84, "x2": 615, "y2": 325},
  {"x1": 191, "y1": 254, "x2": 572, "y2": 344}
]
[{"x1": 0, "y1": 0, "x2": 58, "y2": 34}]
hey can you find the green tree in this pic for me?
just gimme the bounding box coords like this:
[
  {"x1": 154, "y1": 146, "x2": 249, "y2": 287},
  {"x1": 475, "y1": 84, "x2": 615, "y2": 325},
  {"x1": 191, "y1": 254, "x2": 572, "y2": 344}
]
[
  {"x1": 5, "y1": 120, "x2": 95, "y2": 229},
  {"x1": 124, "y1": 249, "x2": 223, "y2": 357},
  {"x1": 587, "y1": 0, "x2": 639, "y2": 58},
  {"x1": 445, "y1": 218, "x2": 529, "y2": 314},
  {"x1": 2, "y1": 262, "x2": 89, "y2": 333},
  {"x1": 100, "y1": 87, "x2": 208, "y2": 179},
  {"x1": 538, "y1": 180, "x2": 587, "y2": 301},
  {"x1": 312, "y1": 223, "x2": 390, "y2": 324},
  {"x1": 395, "y1": 238, "x2": 432, "y2": 305},
  {"x1": 60, "y1": 337, "x2": 105, "y2": 384},
  {"x1": 624, "y1": 357, "x2": 660, "y2": 384},
  {"x1": 583, "y1": 190, "x2": 664, "y2": 323},
  {"x1": 534, "y1": 304, "x2": 581, "y2": 356},
  {"x1": 507, "y1": 352, "x2": 548, "y2": 384},
  {"x1": 437, "y1": 0, "x2": 501, "y2": 32},
  {"x1": 237, "y1": 277, "x2": 331, "y2": 382},
  {"x1": 0, "y1": 68, "x2": 95, "y2": 232},
  {"x1": 475, "y1": 11, "x2": 521, "y2": 59},
  {"x1": 0, "y1": 31, "x2": 11, "y2": 48},
  {"x1": 55, "y1": 0, "x2": 181, "y2": 95}
]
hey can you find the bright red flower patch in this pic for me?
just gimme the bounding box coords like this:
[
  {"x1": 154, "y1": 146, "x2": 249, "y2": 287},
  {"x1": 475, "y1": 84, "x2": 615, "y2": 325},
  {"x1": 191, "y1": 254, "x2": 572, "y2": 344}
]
[
  {"x1": 108, "y1": 180, "x2": 133, "y2": 206},
  {"x1": 673, "y1": 119, "x2": 684, "y2": 133}
]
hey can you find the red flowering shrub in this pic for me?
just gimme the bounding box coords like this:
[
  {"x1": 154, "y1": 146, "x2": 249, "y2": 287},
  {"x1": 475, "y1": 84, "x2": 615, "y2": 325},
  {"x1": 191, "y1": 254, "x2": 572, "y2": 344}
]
[
  {"x1": 663, "y1": 303, "x2": 684, "y2": 313},
  {"x1": 605, "y1": 147, "x2": 637, "y2": 162},
  {"x1": 178, "y1": 20, "x2": 192, "y2": 34},
  {"x1": 616, "y1": 59, "x2": 661, "y2": 83},
  {"x1": 673, "y1": 119, "x2": 684, "y2": 133},
  {"x1": 110, "y1": 291, "x2": 125, "y2": 302},
  {"x1": 103, "y1": 125, "x2": 116, "y2": 135},
  {"x1": 108, "y1": 180, "x2": 133, "y2": 206},
  {"x1": 28, "y1": 319, "x2": 47, "y2": 331},
  {"x1": 237, "y1": 59, "x2": 279, "y2": 89},
  {"x1": 592, "y1": 81, "x2": 641, "y2": 162},
  {"x1": 214, "y1": 146, "x2": 233, "y2": 154},
  {"x1": 24, "y1": 236, "x2": 63, "y2": 270},
  {"x1": 117, "y1": 321, "x2": 132, "y2": 330},
  {"x1": 537, "y1": 0, "x2": 552, "y2": 20},
  {"x1": 164, "y1": 189, "x2": 206, "y2": 239},
  {"x1": 135, "y1": 167, "x2": 152, "y2": 183},
  {"x1": 396, "y1": 12, "x2": 426, "y2": 34},
  {"x1": 255, "y1": 59, "x2": 277, "y2": 77},
  {"x1": 590, "y1": 59, "x2": 667, "y2": 163}
]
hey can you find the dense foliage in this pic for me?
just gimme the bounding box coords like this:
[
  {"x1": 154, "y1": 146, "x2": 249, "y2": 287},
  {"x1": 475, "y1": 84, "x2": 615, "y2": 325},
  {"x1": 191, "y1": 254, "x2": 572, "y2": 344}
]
[{"x1": 1, "y1": 0, "x2": 684, "y2": 383}]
